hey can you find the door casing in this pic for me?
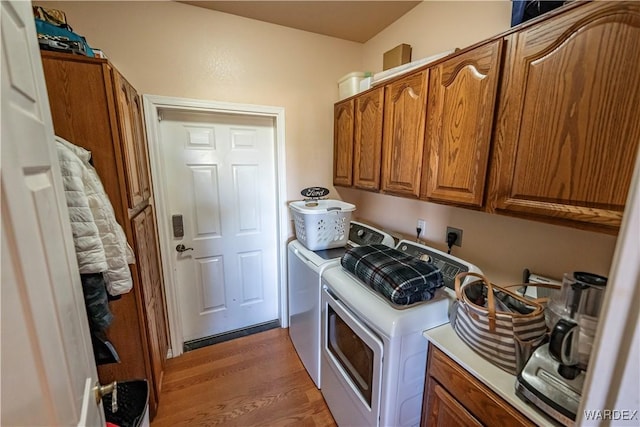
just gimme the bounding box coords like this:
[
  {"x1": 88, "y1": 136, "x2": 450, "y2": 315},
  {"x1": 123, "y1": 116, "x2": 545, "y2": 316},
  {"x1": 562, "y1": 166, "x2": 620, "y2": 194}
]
[{"x1": 143, "y1": 95, "x2": 287, "y2": 357}]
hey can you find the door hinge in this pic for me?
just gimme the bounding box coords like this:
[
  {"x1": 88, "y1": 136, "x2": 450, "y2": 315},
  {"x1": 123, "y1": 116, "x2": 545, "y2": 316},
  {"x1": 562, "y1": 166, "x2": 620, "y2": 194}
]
[{"x1": 158, "y1": 112, "x2": 163, "y2": 122}]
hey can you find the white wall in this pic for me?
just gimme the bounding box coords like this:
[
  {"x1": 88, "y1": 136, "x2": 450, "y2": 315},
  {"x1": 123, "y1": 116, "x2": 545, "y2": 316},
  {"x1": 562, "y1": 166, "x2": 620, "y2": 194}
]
[
  {"x1": 34, "y1": 0, "x2": 363, "y2": 207},
  {"x1": 363, "y1": 1, "x2": 513, "y2": 73},
  {"x1": 340, "y1": 1, "x2": 618, "y2": 285}
]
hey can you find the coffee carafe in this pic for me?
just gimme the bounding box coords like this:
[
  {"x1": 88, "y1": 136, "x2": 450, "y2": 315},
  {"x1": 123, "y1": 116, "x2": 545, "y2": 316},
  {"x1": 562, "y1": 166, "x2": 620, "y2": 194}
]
[
  {"x1": 547, "y1": 271, "x2": 607, "y2": 370},
  {"x1": 516, "y1": 272, "x2": 608, "y2": 425}
]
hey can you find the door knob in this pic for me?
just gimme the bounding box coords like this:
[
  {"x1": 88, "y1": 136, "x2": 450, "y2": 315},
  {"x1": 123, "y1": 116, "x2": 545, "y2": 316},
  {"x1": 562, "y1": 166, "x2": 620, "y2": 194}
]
[
  {"x1": 93, "y1": 381, "x2": 118, "y2": 413},
  {"x1": 176, "y1": 244, "x2": 194, "y2": 253}
]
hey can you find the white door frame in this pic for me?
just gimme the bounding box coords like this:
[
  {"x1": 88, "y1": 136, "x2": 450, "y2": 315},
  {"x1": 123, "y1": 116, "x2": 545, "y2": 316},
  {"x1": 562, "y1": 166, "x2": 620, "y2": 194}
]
[{"x1": 143, "y1": 95, "x2": 287, "y2": 358}]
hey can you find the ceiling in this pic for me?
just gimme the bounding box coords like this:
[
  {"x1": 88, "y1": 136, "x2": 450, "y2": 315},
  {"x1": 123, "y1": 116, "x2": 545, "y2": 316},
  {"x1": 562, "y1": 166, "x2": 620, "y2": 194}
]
[{"x1": 179, "y1": 1, "x2": 422, "y2": 43}]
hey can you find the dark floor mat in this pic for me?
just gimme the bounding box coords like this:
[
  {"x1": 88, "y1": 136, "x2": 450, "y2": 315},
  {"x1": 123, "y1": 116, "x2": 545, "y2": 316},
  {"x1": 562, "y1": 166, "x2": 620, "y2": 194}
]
[{"x1": 183, "y1": 320, "x2": 280, "y2": 352}]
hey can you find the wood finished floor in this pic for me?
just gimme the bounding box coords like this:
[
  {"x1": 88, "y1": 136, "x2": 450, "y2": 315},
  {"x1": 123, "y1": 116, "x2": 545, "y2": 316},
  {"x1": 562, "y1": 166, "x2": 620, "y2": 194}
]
[{"x1": 151, "y1": 328, "x2": 336, "y2": 427}]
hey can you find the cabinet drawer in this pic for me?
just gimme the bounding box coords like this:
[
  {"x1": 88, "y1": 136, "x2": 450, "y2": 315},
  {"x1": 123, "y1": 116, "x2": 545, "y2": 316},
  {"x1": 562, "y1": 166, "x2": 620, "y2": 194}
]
[{"x1": 427, "y1": 345, "x2": 534, "y2": 427}]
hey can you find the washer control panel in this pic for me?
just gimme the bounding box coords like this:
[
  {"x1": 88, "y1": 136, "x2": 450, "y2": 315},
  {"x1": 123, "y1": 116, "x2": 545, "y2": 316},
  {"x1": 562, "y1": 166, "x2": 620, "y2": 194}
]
[
  {"x1": 396, "y1": 241, "x2": 471, "y2": 290},
  {"x1": 348, "y1": 222, "x2": 395, "y2": 247}
]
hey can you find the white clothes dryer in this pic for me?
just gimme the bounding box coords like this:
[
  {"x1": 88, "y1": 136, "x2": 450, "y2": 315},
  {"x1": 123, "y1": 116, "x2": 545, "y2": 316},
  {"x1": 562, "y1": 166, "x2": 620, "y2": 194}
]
[
  {"x1": 287, "y1": 221, "x2": 394, "y2": 388},
  {"x1": 320, "y1": 240, "x2": 482, "y2": 426}
]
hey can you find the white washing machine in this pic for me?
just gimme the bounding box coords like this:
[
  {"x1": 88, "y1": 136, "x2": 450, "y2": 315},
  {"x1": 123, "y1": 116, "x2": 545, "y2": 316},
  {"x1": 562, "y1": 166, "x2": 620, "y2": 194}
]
[{"x1": 287, "y1": 221, "x2": 394, "y2": 388}]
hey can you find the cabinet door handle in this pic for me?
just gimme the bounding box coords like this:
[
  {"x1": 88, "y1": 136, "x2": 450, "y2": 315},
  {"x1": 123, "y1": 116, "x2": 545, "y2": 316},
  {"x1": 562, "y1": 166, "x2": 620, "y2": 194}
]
[{"x1": 176, "y1": 244, "x2": 194, "y2": 253}]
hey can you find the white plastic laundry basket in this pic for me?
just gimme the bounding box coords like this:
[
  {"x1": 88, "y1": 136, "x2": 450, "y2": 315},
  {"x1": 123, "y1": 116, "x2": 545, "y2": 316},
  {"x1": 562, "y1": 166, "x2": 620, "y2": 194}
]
[{"x1": 289, "y1": 200, "x2": 356, "y2": 250}]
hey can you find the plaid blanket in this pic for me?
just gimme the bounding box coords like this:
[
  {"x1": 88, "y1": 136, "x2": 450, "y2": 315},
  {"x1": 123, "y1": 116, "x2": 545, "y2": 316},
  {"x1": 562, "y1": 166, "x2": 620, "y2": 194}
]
[{"x1": 341, "y1": 244, "x2": 444, "y2": 305}]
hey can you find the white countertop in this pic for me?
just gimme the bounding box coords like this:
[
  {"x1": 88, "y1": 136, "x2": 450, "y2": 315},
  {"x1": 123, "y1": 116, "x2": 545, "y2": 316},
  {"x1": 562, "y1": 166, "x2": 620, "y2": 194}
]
[{"x1": 423, "y1": 324, "x2": 559, "y2": 427}]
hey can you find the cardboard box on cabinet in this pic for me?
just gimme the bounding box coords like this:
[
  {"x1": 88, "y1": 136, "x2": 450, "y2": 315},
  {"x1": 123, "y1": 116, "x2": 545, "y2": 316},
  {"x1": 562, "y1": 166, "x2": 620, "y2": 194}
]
[{"x1": 383, "y1": 44, "x2": 412, "y2": 70}]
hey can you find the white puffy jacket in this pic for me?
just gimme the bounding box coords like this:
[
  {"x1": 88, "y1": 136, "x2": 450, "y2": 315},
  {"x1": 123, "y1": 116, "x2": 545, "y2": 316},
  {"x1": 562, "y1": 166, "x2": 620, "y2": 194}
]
[{"x1": 56, "y1": 136, "x2": 135, "y2": 295}]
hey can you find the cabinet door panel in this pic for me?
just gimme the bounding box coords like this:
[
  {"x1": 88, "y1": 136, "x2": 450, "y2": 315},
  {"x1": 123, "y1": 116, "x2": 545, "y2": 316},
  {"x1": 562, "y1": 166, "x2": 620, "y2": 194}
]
[
  {"x1": 488, "y1": 2, "x2": 640, "y2": 231},
  {"x1": 132, "y1": 91, "x2": 152, "y2": 201},
  {"x1": 132, "y1": 206, "x2": 167, "y2": 399},
  {"x1": 154, "y1": 291, "x2": 169, "y2": 377},
  {"x1": 423, "y1": 379, "x2": 482, "y2": 427},
  {"x1": 382, "y1": 71, "x2": 428, "y2": 197},
  {"x1": 114, "y1": 72, "x2": 152, "y2": 209},
  {"x1": 354, "y1": 87, "x2": 384, "y2": 191},
  {"x1": 423, "y1": 40, "x2": 502, "y2": 207},
  {"x1": 143, "y1": 207, "x2": 168, "y2": 371},
  {"x1": 424, "y1": 345, "x2": 535, "y2": 426},
  {"x1": 145, "y1": 294, "x2": 163, "y2": 398},
  {"x1": 143, "y1": 207, "x2": 162, "y2": 300},
  {"x1": 41, "y1": 57, "x2": 127, "y2": 224},
  {"x1": 132, "y1": 209, "x2": 152, "y2": 305},
  {"x1": 114, "y1": 72, "x2": 143, "y2": 208},
  {"x1": 333, "y1": 99, "x2": 355, "y2": 187}
]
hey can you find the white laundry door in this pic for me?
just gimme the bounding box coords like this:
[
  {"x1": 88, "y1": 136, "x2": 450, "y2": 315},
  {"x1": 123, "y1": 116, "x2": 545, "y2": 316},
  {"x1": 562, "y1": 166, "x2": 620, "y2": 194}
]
[
  {"x1": 1, "y1": 0, "x2": 103, "y2": 425},
  {"x1": 159, "y1": 110, "x2": 279, "y2": 342}
]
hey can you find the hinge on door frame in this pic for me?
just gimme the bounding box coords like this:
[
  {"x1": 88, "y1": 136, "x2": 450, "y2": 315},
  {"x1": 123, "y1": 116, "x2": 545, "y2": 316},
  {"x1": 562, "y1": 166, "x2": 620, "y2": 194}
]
[{"x1": 158, "y1": 112, "x2": 163, "y2": 122}]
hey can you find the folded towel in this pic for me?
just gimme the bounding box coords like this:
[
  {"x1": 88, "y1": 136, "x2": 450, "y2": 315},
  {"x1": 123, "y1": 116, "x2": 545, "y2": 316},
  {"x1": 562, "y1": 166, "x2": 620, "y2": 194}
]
[{"x1": 341, "y1": 244, "x2": 444, "y2": 305}]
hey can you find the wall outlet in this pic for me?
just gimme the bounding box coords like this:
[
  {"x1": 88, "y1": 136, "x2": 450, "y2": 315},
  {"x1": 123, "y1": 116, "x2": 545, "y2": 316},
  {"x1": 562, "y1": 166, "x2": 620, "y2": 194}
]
[
  {"x1": 446, "y1": 226, "x2": 463, "y2": 247},
  {"x1": 417, "y1": 219, "x2": 426, "y2": 237}
]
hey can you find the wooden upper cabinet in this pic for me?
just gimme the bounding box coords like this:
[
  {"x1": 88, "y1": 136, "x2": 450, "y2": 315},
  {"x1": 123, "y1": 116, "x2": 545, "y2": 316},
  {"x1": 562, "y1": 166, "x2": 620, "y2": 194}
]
[
  {"x1": 114, "y1": 71, "x2": 151, "y2": 209},
  {"x1": 354, "y1": 87, "x2": 385, "y2": 191},
  {"x1": 41, "y1": 55, "x2": 127, "y2": 223},
  {"x1": 422, "y1": 40, "x2": 503, "y2": 207},
  {"x1": 333, "y1": 99, "x2": 355, "y2": 187},
  {"x1": 382, "y1": 70, "x2": 429, "y2": 197},
  {"x1": 487, "y1": 2, "x2": 640, "y2": 232}
]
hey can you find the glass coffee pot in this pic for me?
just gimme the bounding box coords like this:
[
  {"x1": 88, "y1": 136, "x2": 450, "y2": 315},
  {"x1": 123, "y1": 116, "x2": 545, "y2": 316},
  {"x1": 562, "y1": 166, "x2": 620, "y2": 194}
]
[{"x1": 546, "y1": 271, "x2": 607, "y2": 370}]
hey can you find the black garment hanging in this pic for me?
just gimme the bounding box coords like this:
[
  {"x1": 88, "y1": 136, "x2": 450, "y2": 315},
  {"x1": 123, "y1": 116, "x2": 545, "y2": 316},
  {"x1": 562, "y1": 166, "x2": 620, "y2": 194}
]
[
  {"x1": 81, "y1": 273, "x2": 113, "y2": 331},
  {"x1": 80, "y1": 273, "x2": 120, "y2": 364}
]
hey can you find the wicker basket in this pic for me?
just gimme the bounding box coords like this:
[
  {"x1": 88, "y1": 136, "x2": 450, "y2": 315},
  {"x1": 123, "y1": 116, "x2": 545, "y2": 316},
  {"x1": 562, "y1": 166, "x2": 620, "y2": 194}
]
[{"x1": 289, "y1": 200, "x2": 356, "y2": 250}]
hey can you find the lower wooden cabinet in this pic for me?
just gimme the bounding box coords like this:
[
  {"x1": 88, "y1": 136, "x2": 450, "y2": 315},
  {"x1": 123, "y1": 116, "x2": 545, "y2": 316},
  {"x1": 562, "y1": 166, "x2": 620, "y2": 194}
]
[
  {"x1": 425, "y1": 379, "x2": 482, "y2": 427},
  {"x1": 422, "y1": 344, "x2": 535, "y2": 427}
]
